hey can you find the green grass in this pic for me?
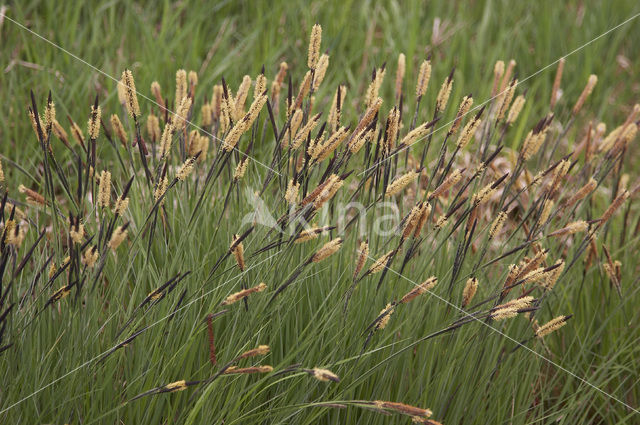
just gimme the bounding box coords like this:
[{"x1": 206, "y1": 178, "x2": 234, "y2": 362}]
[{"x1": 1, "y1": 1, "x2": 640, "y2": 424}]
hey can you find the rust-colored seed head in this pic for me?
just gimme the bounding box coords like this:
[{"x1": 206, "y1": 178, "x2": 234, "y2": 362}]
[
  {"x1": 231, "y1": 234, "x2": 246, "y2": 271},
  {"x1": 400, "y1": 276, "x2": 437, "y2": 304},
  {"x1": 368, "y1": 250, "x2": 395, "y2": 275},
  {"x1": 353, "y1": 240, "x2": 369, "y2": 279},
  {"x1": 462, "y1": 277, "x2": 478, "y2": 307},
  {"x1": 222, "y1": 282, "x2": 267, "y2": 305},
  {"x1": 572, "y1": 74, "x2": 597, "y2": 115}
]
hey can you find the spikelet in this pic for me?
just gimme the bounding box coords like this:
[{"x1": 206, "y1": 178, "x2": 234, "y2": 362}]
[
  {"x1": 400, "y1": 120, "x2": 433, "y2": 147},
  {"x1": 353, "y1": 240, "x2": 369, "y2": 279},
  {"x1": 246, "y1": 92, "x2": 268, "y2": 124},
  {"x1": 435, "y1": 75, "x2": 453, "y2": 112},
  {"x1": 51, "y1": 119, "x2": 69, "y2": 145},
  {"x1": 176, "y1": 156, "x2": 197, "y2": 181},
  {"x1": 313, "y1": 54, "x2": 329, "y2": 90},
  {"x1": 548, "y1": 220, "x2": 588, "y2": 237},
  {"x1": 234, "y1": 75, "x2": 252, "y2": 119},
  {"x1": 69, "y1": 119, "x2": 85, "y2": 147},
  {"x1": 174, "y1": 97, "x2": 193, "y2": 132},
  {"x1": 563, "y1": 178, "x2": 597, "y2": 209},
  {"x1": 490, "y1": 306, "x2": 519, "y2": 321},
  {"x1": 18, "y1": 185, "x2": 46, "y2": 206},
  {"x1": 376, "y1": 303, "x2": 394, "y2": 330},
  {"x1": 292, "y1": 113, "x2": 321, "y2": 150},
  {"x1": 285, "y1": 179, "x2": 300, "y2": 205},
  {"x1": 348, "y1": 128, "x2": 372, "y2": 154},
  {"x1": 222, "y1": 120, "x2": 247, "y2": 152},
  {"x1": 367, "y1": 250, "x2": 395, "y2": 275},
  {"x1": 550, "y1": 58, "x2": 565, "y2": 109},
  {"x1": 224, "y1": 365, "x2": 273, "y2": 375},
  {"x1": 354, "y1": 97, "x2": 383, "y2": 135},
  {"x1": 450, "y1": 95, "x2": 473, "y2": 135},
  {"x1": 221, "y1": 282, "x2": 267, "y2": 305},
  {"x1": 5, "y1": 222, "x2": 27, "y2": 247},
  {"x1": 0, "y1": 159, "x2": 4, "y2": 184},
  {"x1": 383, "y1": 107, "x2": 400, "y2": 151},
  {"x1": 543, "y1": 259, "x2": 564, "y2": 290},
  {"x1": 400, "y1": 277, "x2": 437, "y2": 304},
  {"x1": 292, "y1": 71, "x2": 312, "y2": 112},
  {"x1": 164, "y1": 380, "x2": 188, "y2": 392},
  {"x1": 328, "y1": 85, "x2": 347, "y2": 132},
  {"x1": 311, "y1": 368, "x2": 340, "y2": 382},
  {"x1": 97, "y1": 170, "x2": 111, "y2": 208},
  {"x1": 471, "y1": 181, "x2": 496, "y2": 206},
  {"x1": 374, "y1": 401, "x2": 432, "y2": 418},
  {"x1": 154, "y1": 176, "x2": 169, "y2": 206},
  {"x1": 535, "y1": 315, "x2": 569, "y2": 338},
  {"x1": 312, "y1": 175, "x2": 344, "y2": 210},
  {"x1": 507, "y1": 95, "x2": 526, "y2": 125},
  {"x1": 496, "y1": 79, "x2": 517, "y2": 122},
  {"x1": 539, "y1": 199, "x2": 554, "y2": 225},
  {"x1": 151, "y1": 81, "x2": 163, "y2": 106},
  {"x1": 311, "y1": 238, "x2": 342, "y2": 263},
  {"x1": 434, "y1": 214, "x2": 448, "y2": 230},
  {"x1": 521, "y1": 121, "x2": 551, "y2": 161},
  {"x1": 462, "y1": 277, "x2": 478, "y2": 307},
  {"x1": 599, "y1": 190, "x2": 629, "y2": 224},
  {"x1": 254, "y1": 72, "x2": 267, "y2": 99},
  {"x1": 238, "y1": 344, "x2": 270, "y2": 359},
  {"x1": 69, "y1": 220, "x2": 84, "y2": 244},
  {"x1": 456, "y1": 113, "x2": 481, "y2": 149},
  {"x1": 365, "y1": 68, "x2": 386, "y2": 108},
  {"x1": 175, "y1": 69, "x2": 187, "y2": 105},
  {"x1": 81, "y1": 246, "x2": 99, "y2": 268},
  {"x1": 88, "y1": 104, "x2": 101, "y2": 140},
  {"x1": 147, "y1": 114, "x2": 161, "y2": 143},
  {"x1": 109, "y1": 114, "x2": 128, "y2": 146},
  {"x1": 114, "y1": 197, "x2": 129, "y2": 216},
  {"x1": 492, "y1": 60, "x2": 505, "y2": 96},
  {"x1": 233, "y1": 158, "x2": 249, "y2": 181},
  {"x1": 402, "y1": 204, "x2": 423, "y2": 240},
  {"x1": 489, "y1": 211, "x2": 507, "y2": 239},
  {"x1": 395, "y1": 53, "x2": 406, "y2": 101},
  {"x1": 231, "y1": 234, "x2": 245, "y2": 271},
  {"x1": 121, "y1": 69, "x2": 140, "y2": 118},
  {"x1": 188, "y1": 70, "x2": 198, "y2": 89},
  {"x1": 159, "y1": 123, "x2": 175, "y2": 159},
  {"x1": 416, "y1": 59, "x2": 431, "y2": 98},
  {"x1": 386, "y1": 170, "x2": 419, "y2": 197},
  {"x1": 108, "y1": 225, "x2": 128, "y2": 250},
  {"x1": 200, "y1": 103, "x2": 213, "y2": 127},
  {"x1": 413, "y1": 202, "x2": 432, "y2": 237},
  {"x1": 572, "y1": 74, "x2": 597, "y2": 115},
  {"x1": 44, "y1": 99, "x2": 55, "y2": 132},
  {"x1": 312, "y1": 126, "x2": 350, "y2": 162},
  {"x1": 308, "y1": 24, "x2": 322, "y2": 69},
  {"x1": 548, "y1": 160, "x2": 570, "y2": 195}
]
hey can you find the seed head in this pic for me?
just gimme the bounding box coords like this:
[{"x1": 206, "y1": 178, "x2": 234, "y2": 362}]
[
  {"x1": 108, "y1": 225, "x2": 128, "y2": 250},
  {"x1": 82, "y1": 246, "x2": 99, "y2": 269},
  {"x1": 368, "y1": 250, "x2": 395, "y2": 275},
  {"x1": 97, "y1": 170, "x2": 111, "y2": 208},
  {"x1": 311, "y1": 368, "x2": 340, "y2": 382},
  {"x1": 572, "y1": 74, "x2": 597, "y2": 115},
  {"x1": 88, "y1": 104, "x2": 101, "y2": 140},
  {"x1": 176, "y1": 156, "x2": 197, "y2": 181},
  {"x1": 175, "y1": 69, "x2": 187, "y2": 105},
  {"x1": 462, "y1": 277, "x2": 478, "y2": 307},
  {"x1": 386, "y1": 170, "x2": 419, "y2": 197},
  {"x1": 222, "y1": 282, "x2": 267, "y2": 305},
  {"x1": 311, "y1": 238, "x2": 343, "y2": 263},
  {"x1": 308, "y1": 24, "x2": 322, "y2": 69},
  {"x1": 416, "y1": 59, "x2": 431, "y2": 98},
  {"x1": 121, "y1": 69, "x2": 140, "y2": 118},
  {"x1": 400, "y1": 277, "x2": 437, "y2": 304},
  {"x1": 535, "y1": 315, "x2": 570, "y2": 338},
  {"x1": 353, "y1": 240, "x2": 369, "y2": 279},
  {"x1": 376, "y1": 303, "x2": 394, "y2": 330}
]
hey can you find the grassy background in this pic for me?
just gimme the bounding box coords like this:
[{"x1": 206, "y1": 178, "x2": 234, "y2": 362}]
[{"x1": 1, "y1": 0, "x2": 640, "y2": 424}]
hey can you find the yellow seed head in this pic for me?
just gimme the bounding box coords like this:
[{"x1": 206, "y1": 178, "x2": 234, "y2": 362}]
[
  {"x1": 110, "y1": 114, "x2": 128, "y2": 145},
  {"x1": 154, "y1": 177, "x2": 169, "y2": 205},
  {"x1": 147, "y1": 114, "x2": 160, "y2": 143},
  {"x1": 177, "y1": 157, "x2": 196, "y2": 181},
  {"x1": 311, "y1": 368, "x2": 340, "y2": 382},
  {"x1": 450, "y1": 96, "x2": 474, "y2": 135},
  {"x1": 496, "y1": 79, "x2": 517, "y2": 122},
  {"x1": 311, "y1": 238, "x2": 343, "y2": 263},
  {"x1": 97, "y1": 170, "x2": 111, "y2": 208},
  {"x1": 308, "y1": 24, "x2": 322, "y2": 69},
  {"x1": 222, "y1": 282, "x2": 267, "y2": 305},
  {"x1": 174, "y1": 97, "x2": 193, "y2": 132},
  {"x1": 376, "y1": 303, "x2": 394, "y2": 330},
  {"x1": 368, "y1": 250, "x2": 395, "y2": 275},
  {"x1": 489, "y1": 211, "x2": 508, "y2": 239},
  {"x1": 87, "y1": 104, "x2": 101, "y2": 140},
  {"x1": 233, "y1": 158, "x2": 249, "y2": 181},
  {"x1": 175, "y1": 69, "x2": 187, "y2": 105},
  {"x1": 121, "y1": 69, "x2": 140, "y2": 118},
  {"x1": 108, "y1": 225, "x2": 128, "y2": 250},
  {"x1": 416, "y1": 60, "x2": 431, "y2": 98},
  {"x1": 455, "y1": 117, "x2": 481, "y2": 150},
  {"x1": 82, "y1": 246, "x2": 99, "y2": 268},
  {"x1": 386, "y1": 170, "x2": 419, "y2": 197},
  {"x1": 313, "y1": 54, "x2": 329, "y2": 91},
  {"x1": 535, "y1": 315, "x2": 569, "y2": 338},
  {"x1": 159, "y1": 123, "x2": 175, "y2": 159},
  {"x1": 400, "y1": 277, "x2": 437, "y2": 304},
  {"x1": 436, "y1": 77, "x2": 453, "y2": 112},
  {"x1": 507, "y1": 95, "x2": 526, "y2": 125},
  {"x1": 285, "y1": 179, "x2": 300, "y2": 205},
  {"x1": 572, "y1": 74, "x2": 597, "y2": 115},
  {"x1": 395, "y1": 53, "x2": 406, "y2": 100},
  {"x1": 353, "y1": 240, "x2": 369, "y2": 279},
  {"x1": 462, "y1": 277, "x2": 478, "y2": 307}
]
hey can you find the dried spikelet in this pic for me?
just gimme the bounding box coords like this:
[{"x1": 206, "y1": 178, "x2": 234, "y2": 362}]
[
  {"x1": 434, "y1": 214, "x2": 448, "y2": 230},
  {"x1": 539, "y1": 199, "x2": 554, "y2": 225},
  {"x1": 386, "y1": 170, "x2": 419, "y2": 197},
  {"x1": 147, "y1": 114, "x2": 161, "y2": 143},
  {"x1": 435, "y1": 75, "x2": 453, "y2": 112},
  {"x1": 603, "y1": 260, "x2": 622, "y2": 289},
  {"x1": 50, "y1": 285, "x2": 71, "y2": 303},
  {"x1": 110, "y1": 114, "x2": 128, "y2": 146},
  {"x1": 295, "y1": 226, "x2": 330, "y2": 243},
  {"x1": 492, "y1": 60, "x2": 505, "y2": 96},
  {"x1": 69, "y1": 119, "x2": 85, "y2": 148},
  {"x1": 353, "y1": 240, "x2": 369, "y2": 279},
  {"x1": 51, "y1": 119, "x2": 69, "y2": 145},
  {"x1": 312, "y1": 126, "x2": 350, "y2": 162},
  {"x1": 188, "y1": 70, "x2": 198, "y2": 90},
  {"x1": 400, "y1": 120, "x2": 434, "y2": 147},
  {"x1": 311, "y1": 238, "x2": 343, "y2": 263},
  {"x1": 177, "y1": 157, "x2": 197, "y2": 181},
  {"x1": 374, "y1": 401, "x2": 431, "y2": 418},
  {"x1": 292, "y1": 113, "x2": 321, "y2": 150},
  {"x1": 108, "y1": 225, "x2": 128, "y2": 250},
  {"x1": 121, "y1": 69, "x2": 140, "y2": 118},
  {"x1": 200, "y1": 103, "x2": 213, "y2": 127},
  {"x1": 113, "y1": 197, "x2": 129, "y2": 216},
  {"x1": 521, "y1": 117, "x2": 552, "y2": 160},
  {"x1": 308, "y1": 24, "x2": 322, "y2": 69},
  {"x1": 402, "y1": 205, "x2": 423, "y2": 240},
  {"x1": 450, "y1": 95, "x2": 473, "y2": 135},
  {"x1": 154, "y1": 176, "x2": 169, "y2": 205},
  {"x1": 376, "y1": 303, "x2": 394, "y2": 330},
  {"x1": 151, "y1": 81, "x2": 163, "y2": 106},
  {"x1": 354, "y1": 97, "x2": 383, "y2": 135},
  {"x1": 395, "y1": 53, "x2": 406, "y2": 100},
  {"x1": 506, "y1": 95, "x2": 526, "y2": 125},
  {"x1": 400, "y1": 277, "x2": 437, "y2": 304},
  {"x1": 489, "y1": 211, "x2": 507, "y2": 239},
  {"x1": 97, "y1": 170, "x2": 111, "y2": 208},
  {"x1": 313, "y1": 54, "x2": 329, "y2": 91},
  {"x1": 224, "y1": 365, "x2": 273, "y2": 375},
  {"x1": 550, "y1": 58, "x2": 565, "y2": 109},
  {"x1": 81, "y1": 246, "x2": 99, "y2": 268},
  {"x1": 233, "y1": 158, "x2": 249, "y2": 181},
  {"x1": 43, "y1": 99, "x2": 55, "y2": 132},
  {"x1": 174, "y1": 97, "x2": 192, "y2": 132},
  {"x1": 328, "y1": 85, "x2": 347, "y2": 132},
  {"x1": 291, "y1": 71, "x2": 312, "y2": 112},
  {"x1": 599, "y1": 190, "x2": 629, "y2": 224},
  {"x1": 549, "y1": 160, "x2": 570, "y2": 195},
  {"x1": 600, "y1": 123, "x2": 638, "y2": 153},
  {"x1": 18, "y1": 184, "x2": 45, "y2": 206},
  {"x1": 87, "y1": 104, "x2": 101, "y2": 140},
  {"x1": 283, "y1": 109, "x2": 304, "y2": 147},
  {"x1": 238, "y1": 344, "x2": 270, "y2": 359},
  {"x1": 48, "y1": 263, "x2": 57, "y2": 280},
  {"x1": 490, "y1": 306, "x2": 519, "y2": 321},
  {"x1": 285, "y1": 179, "x2": 300, "y2": 205},
  {"x1": 368, "y1": 250, "x2": 395, "y2": 275},
  {"x1": 311, "y1": 368, "x2": 340, "y2": 382},
  {"x1": 543, "y1": 259, "x2": 564, "y2": 290},
  {"x1": 231, "y1": 234, "x2": 246, "y2": 271},
  {"x1": 222, "y1": 282, "x2": 267, "y2": 305},
  {"x1": 521, "y1": 267, "x2": 546, "y2": 284},
  {"x1": 548, "y1": 220, "x2": 588, "y2": 237},
  {"x1": 572, "y1": 74, "x2": 597, "y2": 115},
  {"x1": 536, "y1": 315, "x2": 570, "y2": 338},
  {"x1": 233, "y1": 75, "x2": 252, "y2": 120},
  {"x1": 416, "y1": 59, "x2": 432, "y2": 98},
  {"x1": 175, "y1": 69, "x2": 187, "y2": 106},
  {"x1": 496, "y1": 79, "x2": 517, "y2": 122},
  {"x1": 564, "y1": 178, "x2": 597, "y2": 208},
  {"x1": 462, "y1": 277, "x2": 478, "y2": 307}
]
